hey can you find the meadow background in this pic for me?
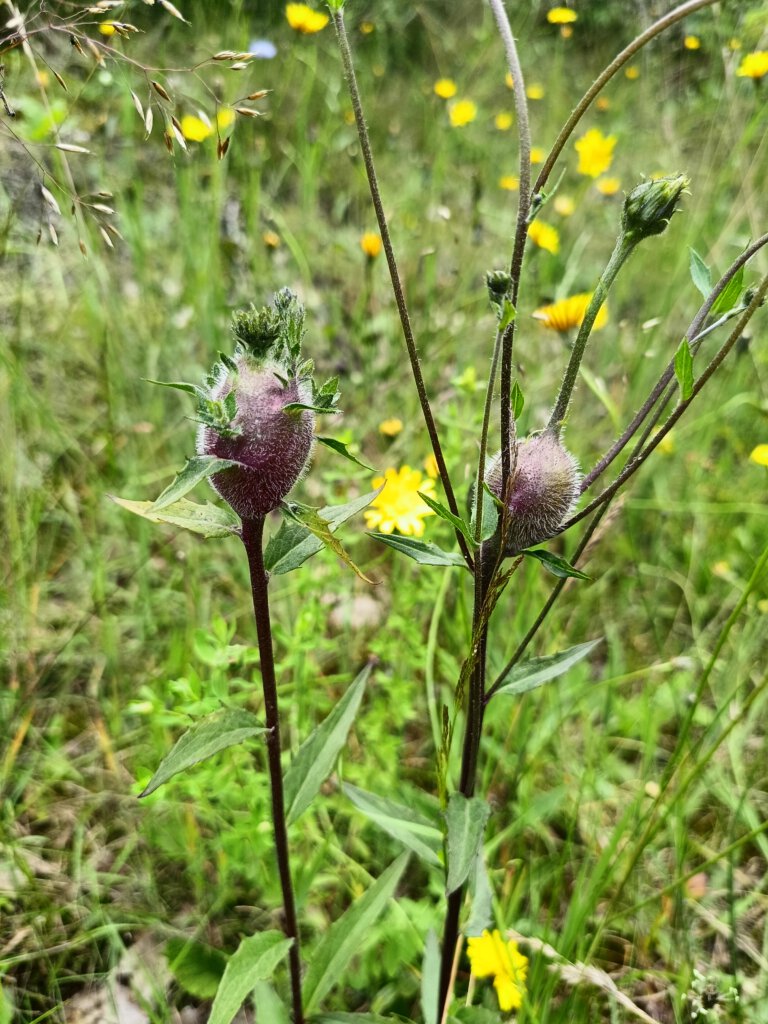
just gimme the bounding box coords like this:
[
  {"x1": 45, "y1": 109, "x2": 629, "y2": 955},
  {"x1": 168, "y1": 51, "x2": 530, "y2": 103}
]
[{"x1": 1, "y1": 0, "x2": 767, "y2": 1021}]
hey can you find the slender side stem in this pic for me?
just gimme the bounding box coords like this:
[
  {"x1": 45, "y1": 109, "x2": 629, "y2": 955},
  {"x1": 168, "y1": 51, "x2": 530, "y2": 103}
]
[
  {"x1": 331, "y1": 9, "x2": 473, "y2": 571},
  {"x1": 241, "y1": 516, "x2": 304, "y2": 1024},
  {"x1": 488, "y1": 0, "x2": 531, "y2": 495},
  {"x1": 548, "y1": 235, "x2": 636, "y2": 432}
]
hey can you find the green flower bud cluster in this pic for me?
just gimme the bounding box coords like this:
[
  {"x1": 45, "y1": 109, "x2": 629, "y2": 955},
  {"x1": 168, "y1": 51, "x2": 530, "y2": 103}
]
[{"x1": 622, "y1": 174, "x2": 690, "y2": 243}]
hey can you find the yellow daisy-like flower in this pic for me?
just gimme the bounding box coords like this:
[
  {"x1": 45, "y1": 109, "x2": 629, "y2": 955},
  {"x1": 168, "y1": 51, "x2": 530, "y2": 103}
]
[
  {"x1": 574, "y1": 128, "x2": 617, "y2": 178},
  {"x1": 378, "y1": 417, "x2": 402, "y2": 437},
  {"x1": 527, "y1": 220, "x2": 560, "y2": 254},
  {"x1": 180, "y1": 115, "x2": 212, "y2": 142},
  {"x1": 533, "y1": 292, "x2": 608, "y2": 332},
  {"x1": 554, "y1": 194, "x2": 575, "y2": 216},
  {"x1": 285, "y1": 3, "x2": 329, "y2": 34},
  {"x1": 684, "y1": 35, "x2": 701, "y2": 50},
  {"x1": 547, "y1": 6, "x2": 577, "y2": 23},
  {"x1": 526, "y1": 83, "x2": 545, "y2": 100},
  {"x1": 530, "y1": 146, "x2": 545, "y2": 164},
  {"x1": 499, "y1": 174, "x2": 519, "y2": 191},
  {"x1": 360, "y1": 231, "x2": 382, "y2": 258},
  {"x1": 596, "y1": 176, "x2": 621, "y2": 196},
  {"x1": 737, "y1": 51, "x2": 768, "y2": 79},
  {"x1": 434, "y1": 78, "x2": 458, "y2": 99},
  {"x1": 99, "y1": 21, "x2": 116, "y2": 35},
  {"x1": 750, "y1": 444, "x2": 768, "y2": 466},
  {"x1": 625, "y1": 65, "x2": 640, "y2": 79},
  {"x1": 424, "y1": 452, "x2": 439, "y2": 479},
  {"x1": 467, "y1": 930, "x2": 528, "y2": 1013},
  {"x1": 364, "y1": 467, "x2": 436, "y2": 537},
  {"x1": 495, "y1": 111, "x2": 513, "y2": 131},
  {"x1": 448, "y1": 98, "x2": 477, "y2": 127}
]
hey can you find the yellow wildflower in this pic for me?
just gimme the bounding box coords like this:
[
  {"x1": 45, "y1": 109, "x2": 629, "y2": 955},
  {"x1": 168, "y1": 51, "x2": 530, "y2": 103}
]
[
  {"x1": 596, "y1": 176, "x2": 621, "y2": 196},
  {"x1": 561, "y1": 25, "x2": 574, "y2": 38},
  {"x1": 434, "y1": 78, "x2": 457, "y2": 99},
  {"x1": 750, "y1": 444, "x2": 768, "y2": 466},
  {"x1": 596, "y1": 96, "x2": 611, "y2": 111},
  {"x1": 424, "y1": 453, "x2": 439, "y2": 479},
  {"x1": 262, "y1": 230, "x2": 281, "y2": 248},
  {"x1": 526, "y1": 83, "x2": 545, "y2": 100},
  {"x1": 448, "y1": 99, "x2": 477, "y2": 127},
  {"x1": 495, "y1": 111, "x2": 513, "y2": 131},
  {"x1": 180, "y1": 115, "x2": 212, "y2": 142},
  {"x1": 527, "y1": 220, "x2": 560, "y2": 254},
  {"x1": 505, "y1": 72, "x2": 514, "y2": 89},
  {"x1": 360, "y1": 21, "x2": 374, "y2": 34},
  {"x1": 378, "y1": 418, "x2": 402, "y2": 437},
  {"x1": 99, "y1": 21, "x2": 116, "y2": 35},
  {"x1": 217, "y1": 108, "x2": 236, "y2": 130},
  {"x1": 575, "y1": 128, "x2": 616, "y2": 177},
  {"x1": 625, "y1": 65, "x2": 640, "y2": 79},
  {"x1": 467, "y1": 930, "x2": 528, "y2": 1013},
  {"x1": 285, "y1": 3, "x2": 329, "y2": 34},
  {"x1": 684, "y1": 35, "x2": 701, "y2": 50},
  {"x1": 364, "y1": 467, "x2": 436, "y2": 537},
  {"x1": 533, "y1": 293, "x2": 608, "y2": 332},
  {"x1": 360, "y1": 232, "x2": 382, "y2": 258},
  {"x1": 35, "y1": 70, "x2": 50, "y2": 87},
  {"x1": 547, "y1": 6, "x2": 577, "y2": 23},
  {"x1": 737, "y1": 51, "x2": 768, "y2": 79},
  {"x1": 554, "y1": 194, "x2": 575, "y2": 216},
  {"x1": 499, "y1": 175, "x2": 519, "y2": 191},
  {"x1": 729, "y1": 38, "x2": 742, "y2": 51},
  {"x1": 530, "y1": 146, "x2": 545, "y2": 164}
]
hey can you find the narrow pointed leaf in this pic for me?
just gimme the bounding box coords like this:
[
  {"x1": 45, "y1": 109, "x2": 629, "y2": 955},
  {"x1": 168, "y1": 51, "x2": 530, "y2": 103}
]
[
  {"x1": 252, "y1": 982, "x2": 290, "y2": 1024},
  {"x1": 493, "y1": 638, "x2": 602, "y2": 699},
  {"x1": 445, "y1": 794, "x2": 490, "y2": 895},
  {"x1": 282, "y1": 501, "x2": 375, "y2": 582},
  {"x1": 689, "y1": 247, "x2": 711, "y2": 299},
  {"x1": 152, "y1": 455, "x2": 241, "y2": 511},
  {"x1": 110, "y1": 495, "x2": 240, "y2": 538},
  {"x1": 370, "y1": 533, "x2": 467, "y2": 568},
  {"x1": 710, "y1": 264, "x2": 744, "y2": 316},
  {"x1": 140, "y1": 709, "x2": 266, "y2": 797},
  {"x1": 208, "y1": 932, "x2": 293, "y2": 1024},
  {"x1": 316, "y1": 436, "x2": 375, "y2": 471},
  {"x1": 302, "y1": 853, "x2": 409, "y2": 1013},
  {"x1": 510, "y1": 380, "x2": 525, "y2": 420},
  {"x1": 145, "y1": 378, "x2": 207, "y2": 401},
  {"x1": 674, "y1": 338, "x2": 694, "y2": 401},
  {"x1": 523, "y1": 549, "x2": 590, "y2": 580},
  {"x1": 421, "y1": 930, "x2": 440, "y2": 1024},
  {"x1": 417, "y1": 491, "x2": 476, "y2": 547},
  {"x1": 343, "y1": 783, "x2": 443, "y2": 866},
  {"x1": 284, "y1": 664, "x2": 371, "y2": 824}
]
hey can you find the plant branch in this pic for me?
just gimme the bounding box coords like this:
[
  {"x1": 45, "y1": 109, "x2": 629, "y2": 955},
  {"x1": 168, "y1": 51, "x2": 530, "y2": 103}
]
[
  {"x1": 241, "y1": 515, "x2": 304, "y2": 1024},
  {"x1": 331, "y1": 8, "x2": 473, "y2": 571}
]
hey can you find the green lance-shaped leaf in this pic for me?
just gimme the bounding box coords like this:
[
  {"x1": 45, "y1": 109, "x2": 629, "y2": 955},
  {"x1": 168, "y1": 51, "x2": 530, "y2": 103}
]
[
  {"x1": 284, "y1": 664, "x2": 371, "y2": 824},
  {"x1": 711, "y1": 264, "x2": 745, "y2": 316},
  {"x1": 302, "y1": 853, "x2": 410, "y2": 1014},
  {"x1": 208, "y1": 932, "x2": 293, "y2": 1024},
  {"x1": 165, "y1": 938, "x2": 227, "y2": 999},
  {"x1": 145, "y1": 377, "x2": 208, "y2": 401},
  {"x1": 110, "y1": 495, "x2": 241, "y2": 539},
  {"x1": 151, "y1": 455, "x2": 242, "y2": 511},
  {"x1": 252, "y1": 981, "x2": 290, "y2": 1024},
  {"x1": 674, "y1": 338, "x2": 695, "y2": 401},
  {"x1": 689, "y1": 247, "x2": 712, "y2": 299},
  {"x1": 140, "y1": 709, "x2": 266, "y2": 797},
  {"x1": 417, "y1": 491, "x2": 477, "y2": 547},
  {"x1": 522, "y1": 548, "x2": 591, "y2": 580},
  {"x1": 420, "y1": 929, "x2": 440, "y2": 1024},
  {"x1": 281, "y1": 500, "x2": 375, "y2": 583},
  {"x1": 464, "y1": 852, "x2": 493, "y2": 938},
  {"x1": 316, "y1": 436, "x2": 375, "y2": 472},
  {"x1": 370, "y1": 533, "x2": 467, "y2": 568},
  {"x1": 510, "y1": 380, "x2": 525, "y2": 420},
  {"x1": 343, "y1": 783, "x2": 443, "y2": 866},
  {"x1": 492, "y1": 638, "x2": 603, "y2": 699},
  {"x1": 445, "y1": 793, "x2": 491, "y2": 895},
  {"x1": 265, "y1": 487, "x2": 383, "y2": 575}
]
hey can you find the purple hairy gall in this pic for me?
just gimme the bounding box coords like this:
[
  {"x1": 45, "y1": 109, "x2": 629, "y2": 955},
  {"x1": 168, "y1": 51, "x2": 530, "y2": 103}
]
[{"x1": 488, "y1": 430, "x2": 580, "y2": 554}]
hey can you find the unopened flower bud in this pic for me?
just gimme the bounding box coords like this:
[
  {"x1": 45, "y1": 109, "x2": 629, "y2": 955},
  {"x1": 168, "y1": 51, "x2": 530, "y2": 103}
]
[
  {"x1": 487, "y1": 430, "x2": 580, "y2": 554},
  {"x1": 486, "y1": 269, "x2": 512, "y2": 303},
  {"x1": 621, "y1": 173, "x2": 689, "y2": 243}
]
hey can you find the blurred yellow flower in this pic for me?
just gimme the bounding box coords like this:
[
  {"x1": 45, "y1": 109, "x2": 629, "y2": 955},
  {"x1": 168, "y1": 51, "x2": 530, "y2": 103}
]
[
  {"x1": 499, "y1": 175, "x2": 519, "y2": 191},
  {"x1": 561, "y1": 25, "x2": 574, "y2": 38},
  {"x1": 596, "y1": 96, "x2": 611, "y2": 111},
  {"x1": 684, "y1": 35, "x2": 701, "y2": 50},
  {"x1": 217, "y1": 108, "x2": 236, "y2": 130},
  {"x1": 729, "y1": 38, "x2": 742, "y2": 51},
  {"x1": 99, "y1": 21, "x2": 116, "y2": 35},
  {"x1": 533, "y1": 293, "x2": 608, "y2": 332},
  {"x1": 530, "y1": 146, "x2": 545, "y2": 164},
  {"x1": 379, "y1": 418, "x2": 402, "y2": 437},
  {"x1": 495, "y1": 111, "x2": 513, "y2": 130},
  {"x1": 35, "y1": 70, "x2": 50, "y2": 87},
  {"x1": 263, "y1": 230, "x2": 281, "y2": 248},
  {"x1": 625, "y1": 65, "x2": 640, "y2": 79},
  {"x1": 750, "y1": 444, "x2": 768, "y2": 466},
  {"x1": 596, "y1": 176, "x2": 621, "y2": 196},
  {"x1": 449, "y1": 99, "x2": 477, "y2": 127},
  {"x1": 424, "y1": 452, "x2": 439, "y2": 479},
  {"x1": 554, "y1": 194, "x2": 575, "y2": 216},
  {"x1": 285, "y1": 3, "x2": 329, "y2": 33},
  {"x1": 360, "y1": 231, "x2": 382, "y2": 258},
  {"x1": 528, "y1": 220, "x2": 560, "y2": 254},
  {"x1": 657, "y1": 431, "x2": 675, "y2": 455},
  {"x1": 181, "y1": 115, "x2": 212, "y2": 142},
  {"x1": 737, "y1": 51, "x2": 768, "y2": 79},
  {"x1": 547, "y1": 6, "x2": 577, "y2": 23},
  {"x1": 505, "y1": 72, "x2": 514, "y2": 89},
  {"x1": 526, "y1": 83, "x2": 545, "y2": 100},
  {"x1": 360, "y1": 21, "x2": 374, "y2": 34},
  {"x1": 575, "y1": 128, "x2": 616, "y2": 177},
  {"x1": 467, "y1": 930, "x2": 528, "y2": 1013},
  {"x1": 364, "y1": 467, "x2": 436, "y2": 537},
  {"x1": 434, "y1": 77, "x2": 457, "y2": 99}
]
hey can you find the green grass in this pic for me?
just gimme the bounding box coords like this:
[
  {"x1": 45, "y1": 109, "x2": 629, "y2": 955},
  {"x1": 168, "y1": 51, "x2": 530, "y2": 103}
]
[{"x1": 1, "y1": 2, "x2": 767, "y2": 1021}]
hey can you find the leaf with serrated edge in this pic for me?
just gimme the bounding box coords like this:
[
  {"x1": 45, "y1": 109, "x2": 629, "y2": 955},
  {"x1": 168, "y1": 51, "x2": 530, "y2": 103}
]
[
  {"x1": 343, "y1": 783, "x2": 443, "y2": 866},
  {"x1": 110, "y1": 495, "x2": 240, "y2": 539},
  {"x1": 208, "y1": 932, "x2": 292, "y2": 1024},
  {"x1": 140, "y1": 709, "x2": 266, "y2": 797},
  {"x1": 284, "y1": 665, "x2": 371, "y2": 824},
  {"x1": 370, "y1": 533, "x2": 467, "y2": 568},
  {"x1": 302, "y1": 853, "x2": 409, "y2": 1013},
  {"x1": 446, "y1": 794, "x2": 490, "y2": 895},
  {"x1": 493, "y1": 638, "x2": 602, "y2": 699},
  {"x1": 316, "y1": 436, "x2": 375, "y2": 472},
  {"x1": 282, "y1": 502, "x2": 374, "y2": 583},
  {"x1": 152, "y1": 455, "x2": 241, "y2": 511},
  {"x1": 523, "y1": 549, "x2": 590, "y2": 580}
]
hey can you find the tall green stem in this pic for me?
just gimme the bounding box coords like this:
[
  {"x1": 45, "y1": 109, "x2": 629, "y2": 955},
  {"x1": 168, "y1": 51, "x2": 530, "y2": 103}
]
[{"x1": 241, "y1": 516, "x2": 304, "y2": 1024}]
